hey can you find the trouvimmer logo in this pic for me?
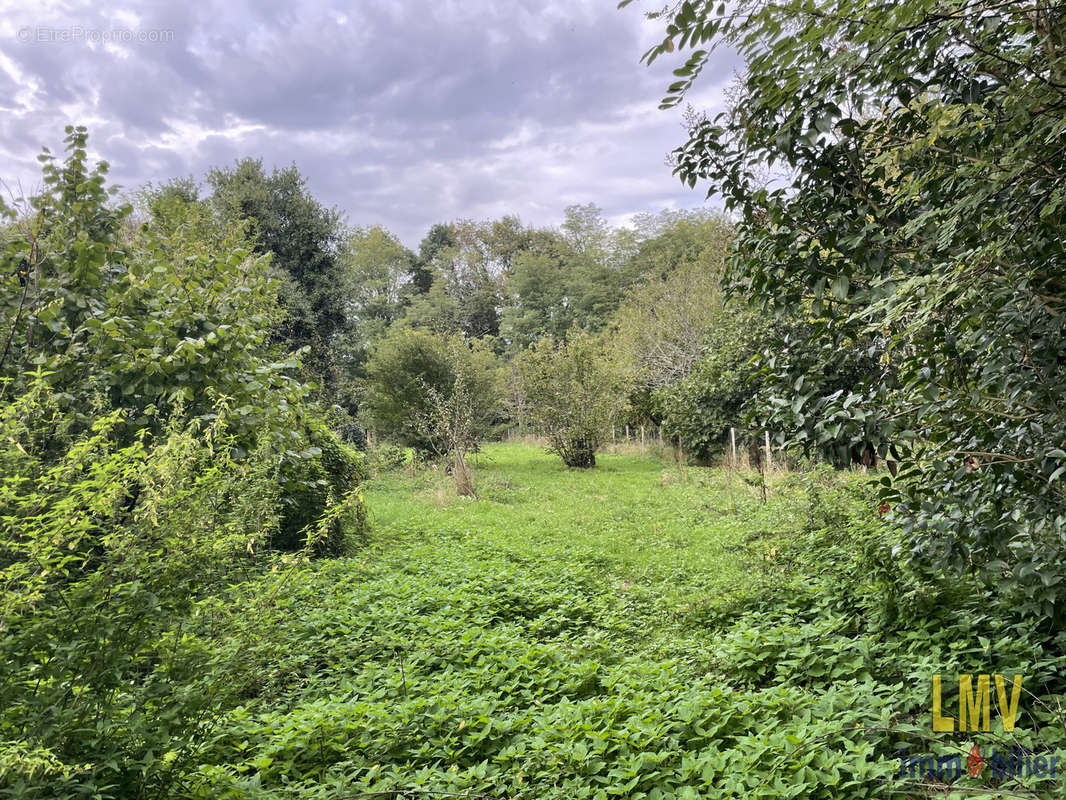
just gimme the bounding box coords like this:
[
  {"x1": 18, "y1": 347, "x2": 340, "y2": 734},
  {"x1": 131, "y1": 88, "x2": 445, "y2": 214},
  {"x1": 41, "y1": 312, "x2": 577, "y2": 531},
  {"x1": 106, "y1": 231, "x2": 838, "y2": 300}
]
[{"x1": 896, "y1": 674, "x2": 1061, "y2": 782}]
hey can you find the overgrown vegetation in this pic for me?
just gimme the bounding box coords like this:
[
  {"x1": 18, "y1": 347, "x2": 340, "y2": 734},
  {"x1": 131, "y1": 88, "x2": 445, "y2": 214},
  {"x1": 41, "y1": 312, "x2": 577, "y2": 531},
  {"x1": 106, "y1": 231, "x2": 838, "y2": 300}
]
[
  {"x1": 0, "y1": 129, "x2": 367, "y2": 796},
  {"x1": 633, "y1": 0, "x2": 1066, "y2": 621},
  {"x1": 3, "y1": 1, "x2": 1064, "y2": 793},
  {"x1": 89, "y1": 443, "x2": 1058, "y2": 799}
]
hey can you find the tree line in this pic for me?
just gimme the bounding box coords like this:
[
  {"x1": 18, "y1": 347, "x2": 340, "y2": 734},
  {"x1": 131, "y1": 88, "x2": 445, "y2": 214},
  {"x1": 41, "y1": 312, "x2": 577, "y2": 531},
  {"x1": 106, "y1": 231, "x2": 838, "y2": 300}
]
[{"x1": 133, "y1": 161, "x2": 789, "y2": 487}]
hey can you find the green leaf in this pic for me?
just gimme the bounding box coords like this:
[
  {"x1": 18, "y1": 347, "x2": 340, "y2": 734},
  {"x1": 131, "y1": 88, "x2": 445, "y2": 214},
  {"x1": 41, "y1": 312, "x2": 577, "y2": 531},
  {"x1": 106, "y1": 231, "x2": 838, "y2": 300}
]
[{"x1": 830, "y1": 275, "x2": 849, "y2": 300}]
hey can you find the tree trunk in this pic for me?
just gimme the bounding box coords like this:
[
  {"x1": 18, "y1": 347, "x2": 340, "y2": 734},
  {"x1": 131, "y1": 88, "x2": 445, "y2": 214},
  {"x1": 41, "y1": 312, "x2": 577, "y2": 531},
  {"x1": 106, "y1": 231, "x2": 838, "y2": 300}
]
[{"x1": 452, "y1": 451, "x2": 475, "y2": 496}]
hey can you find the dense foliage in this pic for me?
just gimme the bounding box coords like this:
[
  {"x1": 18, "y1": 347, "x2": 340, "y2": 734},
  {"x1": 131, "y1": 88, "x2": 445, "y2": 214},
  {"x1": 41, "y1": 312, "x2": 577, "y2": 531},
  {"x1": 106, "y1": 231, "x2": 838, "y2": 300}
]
[
  {"x1": 0, "y1": 129, "x2": 367, "y2": 796},
  {"x1": 8, "y1": 3, "x2": 1064, "y2": 789},
  {"x1": 207, "y1": 158, "x2": 349, "y2": 409},
  {"x1": 361, "y1": 326, "x2": 499, "y2": 455},
  {"x1": 635, "y1": 0, "x2": 1066, "y2": 620},
  {"x1": 172, "y1": 444, "x2": 1063, "y2": 799},
  {"x1": 610, "y1": 211, "x2": 733, "y2": 394},
  {"x1": 652, "y1": 313, "x2": 775, "y2": 461}
]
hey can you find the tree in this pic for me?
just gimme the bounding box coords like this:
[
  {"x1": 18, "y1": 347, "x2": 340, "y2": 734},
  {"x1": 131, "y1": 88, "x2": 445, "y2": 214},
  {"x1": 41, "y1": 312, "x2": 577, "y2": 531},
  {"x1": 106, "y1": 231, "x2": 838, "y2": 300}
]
[
  {"x1": 407, "y1": 222, "x2": 453, "y2": 298},
  {"x1": 610, "y1": 211, "x2": 735, "y2": 391},
  {"x1": 341, "y1": 226, "x2": 412, "y2": 329},
  {"x1": 560, "y1": 202, "x2": 611, "y2": 259},
  {"x1": 499, "y1": 213, "x2": 645, "y2": 351},
  {"x1": 421, "y1": 341, "x2": 484, "y2": 497},
  {"x1": 361, "y1": 326, "x2": 498, "y2": 453},
  {"x1": 516, "y1": 330, "x2": 625, "y2": 468},
  {"x1": 0, "y1": 127, "x2": 130, "y2": 402},
  {"x1": 557, "y1": 204, "x2": 638, "y2": 331},
  {"x1": 143, "y1": 176, "x2": 200, "y2": 221},
  {"x1": 499, "y1": 229, "x2": 576, "y2": 350},
  {"x1": 334, "y1": 225, "x2": 415, "y2": 417},
  {"x1": 634, "y1": 0, "x2": 1066, "y2": 619},
  {"x1": 207, "y1": 158, "x2": 346, "y2": 396},
  {"x1": 403, "y1": 219, "x2": 510, "y2": 341}
]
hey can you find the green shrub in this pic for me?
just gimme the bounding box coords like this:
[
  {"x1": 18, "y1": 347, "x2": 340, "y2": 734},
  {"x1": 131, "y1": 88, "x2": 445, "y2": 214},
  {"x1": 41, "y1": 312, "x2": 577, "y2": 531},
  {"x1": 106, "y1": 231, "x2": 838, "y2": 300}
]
[
  {"x1": 797, "y1": 464, "x2": 873, "y2": 537},
  {"x1": 652, "y1": 318, "x2": 774, "y2": 462},
  {"x1": 0, "y1": 129, "x2": 374, "y2": 799},
  {"x1": 369, "y1": 443, "x2": 411, "y2": 472},
  {"x1": 0, "y1": 390, "x2": 281, "y2": 799},
  {"x1": 332, "y1": 408, "x2": 367, "y2": 449},
  {"x1": 274, "y1": 421, "x2": 368, "y2": 555},
  {"x1": 516, "y1": 329, "x2": 624, "y2": 468},
  {"x1": 362, "y1": 326, "x2": 499, "y2": 453}
]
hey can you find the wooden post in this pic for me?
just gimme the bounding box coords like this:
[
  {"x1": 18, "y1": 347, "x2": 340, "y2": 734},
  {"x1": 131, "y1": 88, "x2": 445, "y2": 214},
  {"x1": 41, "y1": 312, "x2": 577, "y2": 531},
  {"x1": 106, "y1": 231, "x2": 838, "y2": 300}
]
[
  {"x1": 625, "y1": 424, "x2": 630, "y2": 441},
  {"x1": 640, "y1": 425, "x2": 646, "y2": 455},
  {"x1": 764, "y1": 430, "x2": 772, "y2": 471},
  {"x1": 726, "y1": 428, "x2": 737, "y2": 513}
]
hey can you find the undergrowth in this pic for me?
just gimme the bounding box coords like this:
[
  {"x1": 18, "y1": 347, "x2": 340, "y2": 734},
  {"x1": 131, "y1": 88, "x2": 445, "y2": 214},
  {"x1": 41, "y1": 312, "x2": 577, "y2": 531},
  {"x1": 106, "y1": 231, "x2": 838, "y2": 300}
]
[{"x1": 134, "y1": 445, "x2": 1063, "y2": 799}]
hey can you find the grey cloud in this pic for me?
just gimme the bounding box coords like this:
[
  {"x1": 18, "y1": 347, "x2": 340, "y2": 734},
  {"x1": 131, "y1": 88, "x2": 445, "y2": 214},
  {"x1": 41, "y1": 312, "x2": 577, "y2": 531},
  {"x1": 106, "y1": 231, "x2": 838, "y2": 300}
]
[{"x1": 0, "y1": 0, "x2": 740, "y2": 244}]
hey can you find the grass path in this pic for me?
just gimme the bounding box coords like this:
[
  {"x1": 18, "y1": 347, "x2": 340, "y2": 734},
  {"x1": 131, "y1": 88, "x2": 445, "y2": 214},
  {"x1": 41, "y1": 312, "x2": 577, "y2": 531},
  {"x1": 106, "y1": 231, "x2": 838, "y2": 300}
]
[
  {"x1": 364, "y1": 442, "x2": 801, "y2": 610},
  {"x1": 189, "y1": 443, "x2": 844, "y2": 799}
]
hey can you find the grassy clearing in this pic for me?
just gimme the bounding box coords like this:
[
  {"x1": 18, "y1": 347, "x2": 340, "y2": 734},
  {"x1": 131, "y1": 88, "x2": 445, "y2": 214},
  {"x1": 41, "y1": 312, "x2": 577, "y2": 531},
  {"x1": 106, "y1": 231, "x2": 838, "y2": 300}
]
[
  {"x1": 366, "y1": 442, "x2": 799, "y2": 610},
  {"x1": 181, "y1": 443, "x2": 1062, "y2": 799}
]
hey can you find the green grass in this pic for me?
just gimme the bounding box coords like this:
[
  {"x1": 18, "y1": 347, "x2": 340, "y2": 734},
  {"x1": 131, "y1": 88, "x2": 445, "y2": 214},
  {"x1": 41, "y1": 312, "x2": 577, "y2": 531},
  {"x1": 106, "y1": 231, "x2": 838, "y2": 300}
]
[
  {"x1": 179, "y1": 443, "x2": 1061, "y2": 799},
  {"x1": 364, "y1": 442, "x2": 800, "y2": 609},
  {"x1": 182, "y1": 443, "x2": 887, "y2": 800}
]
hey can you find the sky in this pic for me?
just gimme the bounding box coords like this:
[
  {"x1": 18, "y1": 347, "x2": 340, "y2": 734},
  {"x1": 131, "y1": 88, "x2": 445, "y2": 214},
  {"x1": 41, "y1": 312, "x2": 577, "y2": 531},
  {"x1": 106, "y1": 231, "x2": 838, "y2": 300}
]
[{"x1": 0, "y1": 0, "x2": 740, "y2": 246}]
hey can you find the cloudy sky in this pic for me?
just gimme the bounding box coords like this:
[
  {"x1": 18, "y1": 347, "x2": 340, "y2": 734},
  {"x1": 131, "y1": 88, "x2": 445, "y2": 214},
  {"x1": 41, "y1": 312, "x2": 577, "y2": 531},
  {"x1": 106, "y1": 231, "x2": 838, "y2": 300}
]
[{"x1": 0, "y1": 0, "x2": 739, "y2": 246}]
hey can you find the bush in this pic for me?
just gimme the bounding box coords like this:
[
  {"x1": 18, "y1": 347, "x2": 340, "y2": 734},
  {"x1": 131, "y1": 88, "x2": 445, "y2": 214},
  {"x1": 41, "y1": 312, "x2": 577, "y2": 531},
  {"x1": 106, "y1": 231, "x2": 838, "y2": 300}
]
[
  {"x1": 368, "y1": 443, "x2": 411, "y2": 472},
  {"x1": 0, "y1": 390, "x2": 281, "y2": 799},
  {"x1": 651, "y1": 312, "x2": 783, "y2": 462},
  {"x1": 361, "y1": 326, "x2": 499, "y2": 454},
  {"x1": 274, "y1": 421, "x2": 368, "y2": 555},
  {"x1": 0, "y1": 128, "x2": 368, "y2": 560},
  {"x1": 333, "y1": 408, "x2": 368, "y2": 449},
  {"x1": 516, "y1": 330, "x2": 624, "y2": 467},
  {"x1": 0, "y1": 129, "x2": 373, "y2": 797}
]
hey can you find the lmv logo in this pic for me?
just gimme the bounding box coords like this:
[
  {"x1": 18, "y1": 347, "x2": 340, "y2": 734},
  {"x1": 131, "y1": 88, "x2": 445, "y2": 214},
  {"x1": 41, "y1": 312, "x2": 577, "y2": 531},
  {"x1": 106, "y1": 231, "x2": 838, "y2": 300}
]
[{"x1": 932, "y1": 674, "x2": 1023, "y2": 732}]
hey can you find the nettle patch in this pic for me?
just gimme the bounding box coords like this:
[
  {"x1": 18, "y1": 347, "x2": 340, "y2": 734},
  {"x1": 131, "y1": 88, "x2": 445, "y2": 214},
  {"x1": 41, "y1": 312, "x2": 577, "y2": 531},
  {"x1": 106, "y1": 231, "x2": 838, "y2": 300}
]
[
  {"x1": 171, "y1": 449, "x2": 1064, "y2": 800},
  {"x1": 165, "y1": 532, "x2": 981, "y2": 799}
]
